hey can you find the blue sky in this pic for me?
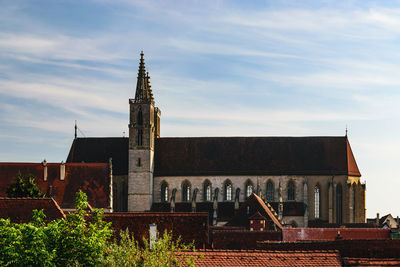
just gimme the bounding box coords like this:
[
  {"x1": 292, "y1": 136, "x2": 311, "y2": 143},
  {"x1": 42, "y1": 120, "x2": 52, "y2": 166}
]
[{"x1": 1, "y1": 0, "x2": 400, "y2": 217}]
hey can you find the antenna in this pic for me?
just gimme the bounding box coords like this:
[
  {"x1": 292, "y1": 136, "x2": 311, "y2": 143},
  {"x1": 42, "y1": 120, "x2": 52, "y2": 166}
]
[
  {"x1": 74, "y1": 120, "x2": 77, "y2": 139},
  {"x1": 74, "y1": 120, "x2": 86, "y2": 138}
]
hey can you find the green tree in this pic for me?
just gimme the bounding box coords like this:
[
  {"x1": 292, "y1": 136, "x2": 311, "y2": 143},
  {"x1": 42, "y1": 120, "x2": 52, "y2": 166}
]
[
  {"x1": 6, "y1": 171, "x2": 44, "y2": 198},
  {"x1": 48, "y1": 190, "x2": 112, "y2": 266},
  {"x1": 102, "y1": 230, "x2": 200, "y2": 267},
  {"x1": 0, "y1": 210, "x2": 55, "y2": 267},
  {"x1": 0, "y1": 191, "x2": 112, "y2": 267}
]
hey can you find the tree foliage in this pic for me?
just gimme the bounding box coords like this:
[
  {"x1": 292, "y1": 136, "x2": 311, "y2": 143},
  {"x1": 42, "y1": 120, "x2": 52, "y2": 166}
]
[
  {"x1": 101, "y1": 230, "x2": 200, "y2": 267},
  {"x1": 6, "y1": 171, "x2": 44, "y2": 198},
  {"x1": 0, "y1": 190, "x2": 200, "y2": 266},
  {"x1": 0, "y1": 190, "x2": 112, "y2": 266}
]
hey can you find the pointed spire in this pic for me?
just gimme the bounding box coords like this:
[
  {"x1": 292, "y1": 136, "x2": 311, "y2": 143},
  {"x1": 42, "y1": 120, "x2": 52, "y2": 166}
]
[{"x1": 134, "y1": 51, "x2": 154, "y2": 103}]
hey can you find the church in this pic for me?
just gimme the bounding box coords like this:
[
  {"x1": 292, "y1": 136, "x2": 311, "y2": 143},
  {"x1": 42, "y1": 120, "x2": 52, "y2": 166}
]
[{"x1": 66, "y1": 52, "x2": 366, "y2": 227}]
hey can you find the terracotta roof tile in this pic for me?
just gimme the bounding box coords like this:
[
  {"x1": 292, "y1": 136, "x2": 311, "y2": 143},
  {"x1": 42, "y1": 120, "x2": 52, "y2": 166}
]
[
  {"x1": 179, "y1": 250, "x2": 341, "y2": 266},
  {"x1": 283, "y1": 228, "x2": 391, "y2": 241}
]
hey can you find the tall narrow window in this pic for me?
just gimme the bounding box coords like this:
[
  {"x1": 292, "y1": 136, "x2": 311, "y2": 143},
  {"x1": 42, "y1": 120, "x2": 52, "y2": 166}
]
[
  {"x1": 137, "y1": 108, "x2": 143, "y2": 125},
  {"x1": 266, "y1": 180, "x2": 274, "y2": 202},
  {"x1": 224, "y1": 180, "x2": 232, "y2": 201},
  {"x1": 336, "y1": 184, "x2": 343, "y2": 223},
  {"x1": 161, "y1": 181, "x2": 168, "y2": 202},
  {"x1": 137, "y1": 129, "x2": 143, "y2": 146},
  {"x1": 182, "y1": 181, "x2": 191, "y2": 202},
  {"x1": 245, "y1": 180, "x2": 254, "y2": 198},
  {"x1": 353, "y1": 186, "x2": 356, "y2": 222},
  {"x1": 203, "y1": 180, "x2": 211, "y2": 202},
  {"x1": 314, "y1": 185, "x2": 321, "y2": 219},
  {"x1": 288, "y1": 181, "x2": 295, "y2": 201}
]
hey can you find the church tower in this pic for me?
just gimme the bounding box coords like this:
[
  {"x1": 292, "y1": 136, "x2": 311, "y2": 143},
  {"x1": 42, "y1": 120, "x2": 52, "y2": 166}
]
[{"x1": 128, "y1": 52, "x2": 161, "y2": 211}]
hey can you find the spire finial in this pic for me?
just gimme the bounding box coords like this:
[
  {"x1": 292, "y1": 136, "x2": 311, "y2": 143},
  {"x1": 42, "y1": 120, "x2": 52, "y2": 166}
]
[{"x1": 345, "y1": 125, "x2": 348, "y2": 137}]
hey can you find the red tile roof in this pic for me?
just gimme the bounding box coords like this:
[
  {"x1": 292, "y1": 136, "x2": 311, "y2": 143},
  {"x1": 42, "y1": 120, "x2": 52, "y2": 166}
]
[
  {"x1": 0, "y1": 197, "x2": 65, "y2": 223},
  {"x1": 342, "y1": 257, "x2": 400, "y2": 266},
  {"x1": 0, "y1": 162, "x2": 111, "y2": 209},
  {"x1": 283, "y1": 228, "x2": 391, "y2": 242},
  {"x1": 104, "y1": 212, "x2": 208, "y2": 248},
  {"x1": 179, "y1": 250, "x2": 341, "y2": 266}
]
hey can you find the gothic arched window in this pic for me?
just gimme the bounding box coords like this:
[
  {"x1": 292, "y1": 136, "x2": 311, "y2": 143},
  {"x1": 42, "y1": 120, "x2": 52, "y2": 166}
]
[
  {"x1": 224, "y1": 180, "x2": 232, "y2": 201},
  {"x1": 161, "y1": 181, "x2": 168, "y2": 202},
  {"x1": 137, "y1": 107, "x2": 143, "y2": 126},
  {"x1": 203, "y1": 180, "x2": 212, "y2": 202},
  {"x1": 266, "y1": 180, "x2": 274, "y2": 202},
  {"x1": 182, "y1": 181, "x2": 191, "y2": 202},
  {"x1": 336, "y1": 184, "x2": 343, "y2": 223},
  {"x1": 288, "y1": 181, "x2": 295, "y2": 201},
  {"x1": 137, "y1": 129, "x2": 143, "y2": 146},
  {"x1": 314, "y1": 185, "x2": 321, "y2": 219},
  {"x1": 245, "y1": 180, "x2": 254, "y2": 198}
]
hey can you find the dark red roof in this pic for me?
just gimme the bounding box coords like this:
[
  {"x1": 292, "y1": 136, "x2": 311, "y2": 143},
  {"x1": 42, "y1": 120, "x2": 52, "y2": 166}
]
[
  {"x1": 104, "y1": 212, "x2": 208, "y2": 248},
  {"x1": 227, "y1": 193, "x2": 282, "y2": 230},
  {"x1": 180, "y1": 250, "x2": 341, "y2": 266},
  {"x1": 0, "y1": 162, "x2": 111, "y2": 209},
  {"x1": 0, "y1": 198, "x2": 65, "y2": 223},
  {"x1": 154, "y1": 136, "x2": 361, "y2": 176},
  {"x1": 66, "y1": 136, "x2": 361, "y2": 177},
  {"x1": 67, "y1": 137, "x2": 128, "y2": 175},
  {"x1": 283, "y1": 228, "x2": 391, "y2": 242}
]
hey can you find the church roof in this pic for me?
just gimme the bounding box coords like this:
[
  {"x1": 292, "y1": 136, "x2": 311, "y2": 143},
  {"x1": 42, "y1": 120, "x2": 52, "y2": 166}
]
[
  {"x1": 66, "y1": 136, "x2": 360, "y2": 177},
  {"x1": 67, "y1": 137, "x2": 128, "y2": 175},
  {"x1": 154, "y1": 136, "x2": 361, "y2": 177}
]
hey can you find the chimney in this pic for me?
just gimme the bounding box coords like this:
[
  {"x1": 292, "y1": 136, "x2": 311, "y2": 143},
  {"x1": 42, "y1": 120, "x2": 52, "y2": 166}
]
[
  {"x1": 42, "y1": 159, "x2": 47, "y2": 181},
  {"x1": 376, "y1": 213, "x2": 380, "y2": 226},
  {"x1": 60, "y1": 161, "x2": 65, "y2": 181}
]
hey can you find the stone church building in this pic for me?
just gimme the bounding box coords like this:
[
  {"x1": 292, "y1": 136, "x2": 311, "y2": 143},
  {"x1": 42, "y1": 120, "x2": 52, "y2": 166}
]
[{"x1": 67, "y1": 53, "x2": 366, "y2": 227}]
